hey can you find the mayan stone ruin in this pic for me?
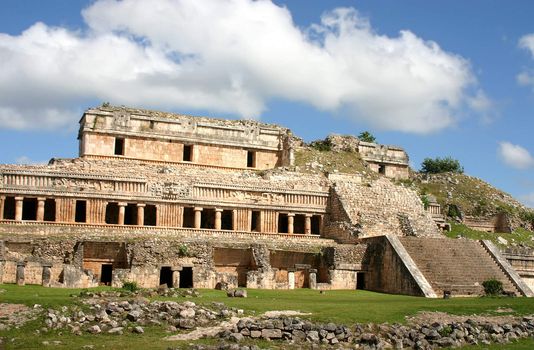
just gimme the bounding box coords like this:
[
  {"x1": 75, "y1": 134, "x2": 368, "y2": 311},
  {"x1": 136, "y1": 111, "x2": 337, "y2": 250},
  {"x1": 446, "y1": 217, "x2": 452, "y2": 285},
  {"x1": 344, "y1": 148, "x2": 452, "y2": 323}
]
[{"x1": 0, "y1": 105, "x2": 532, "y2": 297}]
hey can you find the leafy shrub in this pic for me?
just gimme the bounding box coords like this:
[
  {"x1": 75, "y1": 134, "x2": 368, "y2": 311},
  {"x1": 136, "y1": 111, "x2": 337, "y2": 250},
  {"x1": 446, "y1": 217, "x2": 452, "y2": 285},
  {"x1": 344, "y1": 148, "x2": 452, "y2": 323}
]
[
  {"x1": 420, "y1": 157, "x2": 464, "y2": 174},
  {"x1": 421, "y1": 195, "x2": 430, "y2": 210},
  {"x1": 310, "y1": 139, "x2": 332, "y2": 152},
  {"x1": 482, "y1": 278, "x2": 503, "y2": 296},
  {"x1": 447, "y1": 204, "x2": 462, "y2": 219},
  {"x1": 358, "y1": 131, "x2": 376, "y2": 143},
  {"x1": 122, "y1": 281, "x2": 139, "y2": 292},
  {"x1": 178, "y1": 244, "x2": 189, "y2": 256},
  {"x1": 438, "y1": 325, "x2": 453, "y2": 337}
]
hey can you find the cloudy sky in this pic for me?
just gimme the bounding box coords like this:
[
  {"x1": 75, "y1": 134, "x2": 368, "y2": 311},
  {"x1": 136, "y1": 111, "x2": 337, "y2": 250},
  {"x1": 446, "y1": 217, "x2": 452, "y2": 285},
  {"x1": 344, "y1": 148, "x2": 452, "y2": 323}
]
[{"x1": 1, "y1": 0, "x2": 534, "y2": 207}]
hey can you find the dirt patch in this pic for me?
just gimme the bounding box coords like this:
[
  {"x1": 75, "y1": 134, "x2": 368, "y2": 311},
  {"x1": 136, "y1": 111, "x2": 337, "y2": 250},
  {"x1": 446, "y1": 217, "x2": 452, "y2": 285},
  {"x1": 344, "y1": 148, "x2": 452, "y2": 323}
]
[
  {"x1": 261, "y1": 310, "x2": 311, "y2": 318},
  {"x1": 406, "y1": 311, "x2": 518, "y2": 325},
  {"x1": 0, "y1": 303, "x2": 40, "y2": 331}
]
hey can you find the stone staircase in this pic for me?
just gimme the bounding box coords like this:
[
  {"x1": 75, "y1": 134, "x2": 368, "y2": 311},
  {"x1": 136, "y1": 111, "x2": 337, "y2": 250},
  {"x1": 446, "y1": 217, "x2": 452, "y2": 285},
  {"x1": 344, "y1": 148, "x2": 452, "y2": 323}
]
[{"x1": 399, "y1": 237, "x2": 520, "y2": 297}]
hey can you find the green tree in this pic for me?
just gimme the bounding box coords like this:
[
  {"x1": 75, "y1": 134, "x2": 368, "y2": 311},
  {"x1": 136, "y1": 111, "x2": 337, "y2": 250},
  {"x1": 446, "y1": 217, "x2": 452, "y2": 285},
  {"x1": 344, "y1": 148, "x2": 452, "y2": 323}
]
[
  {"x1": 420, "y1": 156, "x2": 464, "y2": 174},
  {"x1": 358, "y1": 131, "x2": 376, "y2": 143}
]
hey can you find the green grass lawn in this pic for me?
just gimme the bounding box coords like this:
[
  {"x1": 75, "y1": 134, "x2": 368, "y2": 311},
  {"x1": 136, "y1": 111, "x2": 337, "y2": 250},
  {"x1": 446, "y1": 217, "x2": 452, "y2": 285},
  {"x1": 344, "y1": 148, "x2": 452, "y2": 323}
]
[{"x1": 2, "y1": 284, "x2": 534, "y2": 349}]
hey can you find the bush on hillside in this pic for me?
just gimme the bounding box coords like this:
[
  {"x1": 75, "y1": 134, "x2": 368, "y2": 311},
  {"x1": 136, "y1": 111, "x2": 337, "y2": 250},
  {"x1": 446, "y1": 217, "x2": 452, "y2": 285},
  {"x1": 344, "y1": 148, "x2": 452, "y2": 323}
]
[
  {"x1": 482, "y1": 278, "x2": 503, "y2": 296},
  {"x1": 122, "y1": 281, "x2": 139, "y2": 292},
  {"x1": 358, "y1": 131, "x2": 376, "y2": 143},
  {"x1": 420, "y1": 157, "x2": 464, "y2": 174}
]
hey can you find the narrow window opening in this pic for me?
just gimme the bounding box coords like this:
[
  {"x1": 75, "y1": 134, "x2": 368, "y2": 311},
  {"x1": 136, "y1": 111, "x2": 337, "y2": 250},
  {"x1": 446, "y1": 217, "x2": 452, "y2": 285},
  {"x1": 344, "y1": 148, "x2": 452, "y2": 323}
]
[
  {"x1": 159, "y1": 266, "x2": 173, "y2": 288},
  {"x1": 182, "y1": 207, "x2": 195, "y2": 228},
  {"x1": 75, "y1": 200, "x2": 87, "y2": 223},
  {"x1": 144, "y1": 204, "x2": 157, "y2": 226},
  {"x1": 44, "y1": 199, "x2": 56, "y2": 222},
  {"x1": 221, "y1": 210, "x2": 233, "y2": 230},
  {"x1": 179, "y1": 267, "x2": 193, "y2": 288},
  {"x1": 277, "y1": 213, "x2": 289, "y2": 233},
  {"x1": 22, "y1": 198, "x2": 37, "y2": 220},
  {"x1": 183, "y1": 145, "x2": 192, "y2": 162},
  {"x1": 311, "y1": 215, "x2": 322, "y2": 235},
  {"x1": 251, "y1": 211, "x2": 261, "y2": 232},
  {"x1": 100, "y1": 264, "x2": 113, "y2": 285},
  {"x1": 247, "y1": 150, "x2": 256, "y2": 168},
  {"x1": 105, "y1": 202, "x2": 119, "y2": 224},
  {"x1": 3, "y1": 196, "x2": 16, "y2": 220},
  {"x1": 114, "y1": 138, "x2": 125, "y2": 156}
]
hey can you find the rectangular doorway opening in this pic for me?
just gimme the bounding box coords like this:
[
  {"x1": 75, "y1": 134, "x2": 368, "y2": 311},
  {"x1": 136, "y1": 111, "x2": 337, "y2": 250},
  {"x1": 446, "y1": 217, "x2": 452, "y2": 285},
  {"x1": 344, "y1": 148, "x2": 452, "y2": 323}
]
[
  {"x1": 183, "y1": 207, "x2": 195, "y2": 228},
  {"x1": 247, "y1": 150, "x2": 256, "y2": 168},
  {"x1": 114, "y1": 138, "x2": 125, "y2": 156},
  {"x1": 294, "y1": 214, "x2": 306, "y2": 234},
  {"x1": 378, "y1": 164, "x2": 386, "y2": 175},
  {"x1": 124, "y1": 203, "x2": 137, "y2": 225},
  {"x1": 144, "y1": 204, "x2": 157, "y2": 226},
  {"x1": 251, "y1": 211, "x2": 261, "y2": 232},
  {"x1": 221, "y1": 210, "x2": 233, "y2": 230},
  {"x1": 3, "y1": 196, "x2": 15, "y2": 220},
  {"x1": 105, "y1": 202, "x2": 119, "y2": 224},
  {"x1": 356, "y1": 272, "x2": 366, "y2": 290},
  {"x1": 22, "y1": 198, "x2": 37, "y2": 220},
  {"x1": 44, "y1": 199, "x2": 56, "y2": 222},
  {"x1": 100, "y1": 264, "x2": 113, "y2": 285},
  {"x1": 311, "y1": 215, "x2": 321, "y2": 235},
  {"x1": 159, "y1": 266, "x2": 173, "y2": 288},
  {"x1": 179, "y1": 267, "x2": 193, "y2": 288},
  {"x1": 75, "y1": 200, "x2": 87, "y2": 223},
  {"x1": 183, "y1": 145, "x2": 192, "y2": 162},
  {"x1": 277, "y1": 213, "x2": 288, "y2": 233}
]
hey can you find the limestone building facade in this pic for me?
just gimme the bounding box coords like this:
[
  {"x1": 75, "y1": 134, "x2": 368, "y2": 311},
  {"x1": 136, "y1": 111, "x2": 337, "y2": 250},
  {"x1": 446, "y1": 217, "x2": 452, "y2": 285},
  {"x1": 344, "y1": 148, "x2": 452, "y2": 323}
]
[{"x1": 0, "y1": 106, "x2": 531, "y2": 297}]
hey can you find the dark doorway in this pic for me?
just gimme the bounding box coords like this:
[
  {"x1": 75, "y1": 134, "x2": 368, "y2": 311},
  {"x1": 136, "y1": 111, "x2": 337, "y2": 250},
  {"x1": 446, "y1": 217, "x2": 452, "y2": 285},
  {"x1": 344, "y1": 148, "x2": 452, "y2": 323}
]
[
  {"x1": 357, "y1": 272, "x2": 366, "y2": 290},
  {"x1": 75, "y1": 200, "x2": 87, "y2": 223},
  {"x1": 183, "y1": 207, "x2": 195, "y2": 228},
  {"x1": 159, "y1": 266, "x2": 173, "y2": 288},
  {"x1": 144, "y1": 204, "x2": 157, "y2": 226},
  {"x1": 124, "y1": 203, "x2": 137, "y2": 225},
  {"x1": 105, "y1": 202, "x2": 119, "y2": 224},
  {"x1": 201, "y1": 208, "x2": 215, "y2": 229},
  {"x1": 100, "y1": 264, "x2": 113, "y2": 285},
  {"x1": 311, "y1": 215, "x2": 321, "y2": 235},
  {"x1": 3, "y1": 196, "x2": 15, "y2": 220},
  {"x1": 378, "y1": 164, "x2": 386, "y2": 175},
  {"x1": 114, "y1": 138, "x2": 125, "y2": 156},
  {"x1": 247, "y1": 150, "x2": 256, "y2": 168},
  {"x1": 294, "y1": 214, "x2": 305, "y2": 234},
  {"x1": 44, "y1": 199, "x2": 56, "y2": 222},
  {"x1": 251, "y1": 211, "x2": 261, "y2": 232},
  {"x1": 22, "y1": 198, "x2": 37, "y2": 220},
  {"x1": 179, "y1": 267, "x2": 193, "y2": 288},
  {"x1": 221, "y1": 210, "x2": 233, "y2": 230},
  {"x1": 278, "y1": 213, "x2": 288, "y2": 233},
  {"x1": 183, "y1": 145, "x2": 192, "y2": 162}
]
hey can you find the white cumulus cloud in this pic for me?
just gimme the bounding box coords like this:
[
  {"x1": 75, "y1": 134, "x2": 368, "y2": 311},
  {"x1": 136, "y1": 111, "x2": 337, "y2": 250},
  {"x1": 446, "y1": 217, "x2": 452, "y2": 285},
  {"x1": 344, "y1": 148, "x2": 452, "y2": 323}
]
[
  {"x1": 498, "y1": 141, "x2": 534, "y2": 169},
  {"x1": 518, "y1": 33, "x2": 534, "y2": 89},
  {"x1": 0, "y1": 0, "x2": 482, "y2": 133}
]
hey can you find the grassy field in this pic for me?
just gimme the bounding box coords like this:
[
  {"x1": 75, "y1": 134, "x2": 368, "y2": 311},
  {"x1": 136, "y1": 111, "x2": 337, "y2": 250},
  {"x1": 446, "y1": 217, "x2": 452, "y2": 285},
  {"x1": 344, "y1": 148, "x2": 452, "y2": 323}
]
[
  {"x1": 2, "y1": 284, "x2": 534, "y2": 349},
  {"x1": 446, "y1": 222, "x2": 534, "y2": 248}
]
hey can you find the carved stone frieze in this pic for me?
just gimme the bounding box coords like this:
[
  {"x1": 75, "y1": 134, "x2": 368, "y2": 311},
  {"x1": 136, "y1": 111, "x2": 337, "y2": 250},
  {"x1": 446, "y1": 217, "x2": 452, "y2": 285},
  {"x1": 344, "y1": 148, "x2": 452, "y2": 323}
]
[
  {"x1": 229, "y1": 190, "x2": 284, "y2": 205},
  {"x1": 52, "y1": 178, "x2": 114, "y2": 192},
  {"x1": 150, "y1": 182, "x2": 191, "y2": 200}
]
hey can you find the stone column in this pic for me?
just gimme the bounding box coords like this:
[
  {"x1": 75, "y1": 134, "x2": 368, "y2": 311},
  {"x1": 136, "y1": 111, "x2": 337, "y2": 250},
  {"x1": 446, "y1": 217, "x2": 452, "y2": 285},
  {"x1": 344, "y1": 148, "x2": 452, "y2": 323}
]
[
  {"x1": 118, "y1": 202, "x2": 127, "y2": 225},
  {"x1": 215, "y1": 208, "x2": 223, "y2": 230},
  {"x1": 0, "y1": 196, "x2": 5, "y2": 220},
  {"x1": 194, "y1": 207, "x2": 203, "y2": 229},
  {"x1": 16, "y1": 261, "x2": 25, "y2": 286},
  {"x1": 172, "y1": 267, "x2": 182, "y2": 288},
  {"x1": 309, "y1": 269, "x2": 317, "y2": 289},
  {"x1": 42, "y1": 263, "x2": 52, "y2": 287},
  {"x1": 14, "y1": 196, "x2": 23, "y2": 221},
  {"x1": 288, "y1": 269, "x2": 295, "y2": 289},
  {"x1": 136, "y1": 203, "x2": 145, "y2": 226},
  {"x1": 287, "y1": 213, "x2": 295, "y2": 234},
  {"x1": 36, "y1": 197, "x2": 46, "y2": 221},
  {"x1": 232, "y1": 210, "x2": 238, "y2": 231},
  {"x1": 305, "y1": 214, "x2": 312, "y2": 235}
]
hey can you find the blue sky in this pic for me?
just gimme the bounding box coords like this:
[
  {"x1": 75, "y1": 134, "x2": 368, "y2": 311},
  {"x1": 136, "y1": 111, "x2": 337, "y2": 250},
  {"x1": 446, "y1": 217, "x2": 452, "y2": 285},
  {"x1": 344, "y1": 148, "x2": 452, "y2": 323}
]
[{"x1": 1, "y1": 0, "x2": 534, "y2": 207}]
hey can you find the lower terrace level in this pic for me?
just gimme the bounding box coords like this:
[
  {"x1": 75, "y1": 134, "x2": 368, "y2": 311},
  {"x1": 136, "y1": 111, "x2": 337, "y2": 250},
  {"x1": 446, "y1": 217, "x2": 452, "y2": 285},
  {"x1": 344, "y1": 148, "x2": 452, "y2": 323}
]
[{"x1": 0, "y1": 195, "x2": 324, "y2": 235}]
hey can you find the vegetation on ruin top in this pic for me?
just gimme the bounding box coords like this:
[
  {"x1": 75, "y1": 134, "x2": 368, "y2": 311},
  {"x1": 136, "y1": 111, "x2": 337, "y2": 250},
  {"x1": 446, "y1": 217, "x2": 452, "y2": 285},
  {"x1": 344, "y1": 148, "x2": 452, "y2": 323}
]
[
  {"x1": 294, "y1": 147, "x2": 373, "y2": 176},
  {"x1": 445, "y1": 223, "x2": 534, "y2": 248}
]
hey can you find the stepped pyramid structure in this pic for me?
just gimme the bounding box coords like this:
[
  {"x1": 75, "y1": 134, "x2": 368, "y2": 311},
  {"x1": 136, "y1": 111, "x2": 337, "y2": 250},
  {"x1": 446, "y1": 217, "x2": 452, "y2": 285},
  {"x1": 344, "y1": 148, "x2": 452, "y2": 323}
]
[{"x1": 0, "y1": 105, "x2": 531, "y2": 297}]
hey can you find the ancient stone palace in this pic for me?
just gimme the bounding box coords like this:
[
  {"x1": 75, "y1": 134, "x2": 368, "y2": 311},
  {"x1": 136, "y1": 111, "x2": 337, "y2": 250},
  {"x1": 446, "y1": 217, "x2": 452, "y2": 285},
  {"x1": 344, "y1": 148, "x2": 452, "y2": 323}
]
[{"x1": 0, "y1": 105, "x2": 532, "y2": 297}]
